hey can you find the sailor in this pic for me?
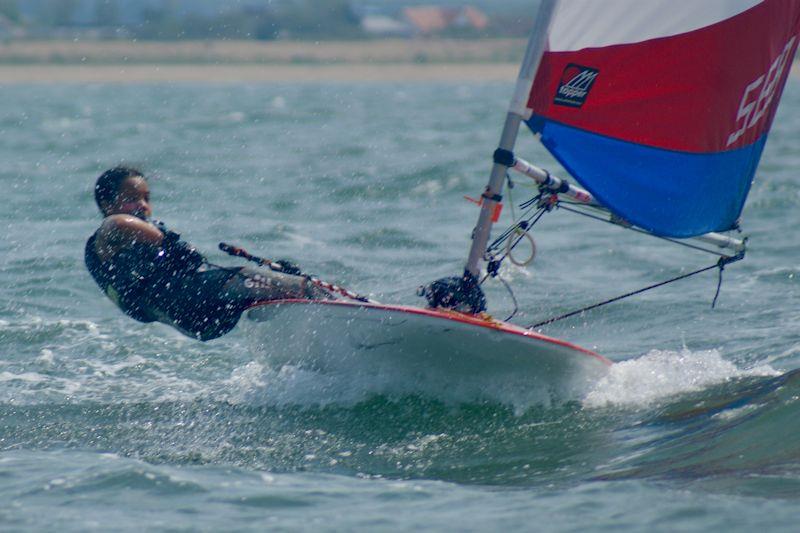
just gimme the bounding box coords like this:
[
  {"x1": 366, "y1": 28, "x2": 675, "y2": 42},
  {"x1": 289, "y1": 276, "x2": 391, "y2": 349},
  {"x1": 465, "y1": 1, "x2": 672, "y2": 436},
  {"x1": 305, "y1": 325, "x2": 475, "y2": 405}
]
[{"x1": 85, "y1": 166, "x2": 330, "y2": 340}]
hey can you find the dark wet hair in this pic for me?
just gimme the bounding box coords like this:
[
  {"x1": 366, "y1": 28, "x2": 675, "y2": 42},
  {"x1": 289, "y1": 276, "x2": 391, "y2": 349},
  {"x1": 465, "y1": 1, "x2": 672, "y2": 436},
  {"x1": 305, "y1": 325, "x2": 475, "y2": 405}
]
[{"x1": 94, "y1": 166, "x2": 145, "y2": 213}]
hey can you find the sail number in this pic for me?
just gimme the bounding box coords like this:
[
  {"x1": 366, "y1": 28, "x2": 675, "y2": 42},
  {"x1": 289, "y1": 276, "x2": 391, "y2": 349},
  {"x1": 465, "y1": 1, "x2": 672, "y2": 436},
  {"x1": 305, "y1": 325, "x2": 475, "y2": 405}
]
[{"x1": 727, "y1": 36, "x2": 796, "y2": 146}]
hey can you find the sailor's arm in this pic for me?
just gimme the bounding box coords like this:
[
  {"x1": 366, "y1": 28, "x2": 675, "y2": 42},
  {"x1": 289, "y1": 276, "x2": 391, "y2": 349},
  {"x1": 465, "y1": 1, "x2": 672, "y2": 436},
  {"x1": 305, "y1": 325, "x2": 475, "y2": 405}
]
[{"x1": 94, "y1": 214, "x2": 164, "y2": 261}]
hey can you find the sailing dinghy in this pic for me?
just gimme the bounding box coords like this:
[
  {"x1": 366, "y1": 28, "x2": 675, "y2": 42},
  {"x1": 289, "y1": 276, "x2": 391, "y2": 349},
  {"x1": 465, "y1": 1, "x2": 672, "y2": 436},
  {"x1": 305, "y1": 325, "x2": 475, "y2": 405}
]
[{"x1": 245, "y1": 0, "x2": 799, "y2": 393}]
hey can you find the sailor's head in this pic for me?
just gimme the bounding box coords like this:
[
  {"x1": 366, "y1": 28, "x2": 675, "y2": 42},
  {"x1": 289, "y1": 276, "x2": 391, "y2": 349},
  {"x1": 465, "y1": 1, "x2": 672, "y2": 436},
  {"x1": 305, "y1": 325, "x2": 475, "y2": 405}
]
[{"x1": 94, "y1": 166, "x2": 151, "y2": 219}]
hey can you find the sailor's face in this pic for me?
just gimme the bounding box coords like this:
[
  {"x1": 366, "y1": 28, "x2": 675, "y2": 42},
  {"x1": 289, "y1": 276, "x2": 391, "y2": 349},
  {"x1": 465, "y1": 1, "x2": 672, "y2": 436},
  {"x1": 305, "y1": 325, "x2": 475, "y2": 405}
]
[{"x1": 107, "y1": 176, "x2": 152, "y2": 219}]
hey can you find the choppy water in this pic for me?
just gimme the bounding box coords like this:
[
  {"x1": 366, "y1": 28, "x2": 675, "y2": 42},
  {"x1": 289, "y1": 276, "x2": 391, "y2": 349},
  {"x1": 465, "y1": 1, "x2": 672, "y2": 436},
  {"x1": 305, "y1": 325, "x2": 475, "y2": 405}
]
[{"x1": 1, "y1": 79, "x2": 799, "y2": 531}]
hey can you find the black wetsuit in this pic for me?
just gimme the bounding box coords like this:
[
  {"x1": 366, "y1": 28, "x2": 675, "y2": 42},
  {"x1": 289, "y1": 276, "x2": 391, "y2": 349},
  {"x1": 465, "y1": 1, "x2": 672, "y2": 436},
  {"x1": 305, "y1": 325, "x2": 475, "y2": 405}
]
[{"x1": 85, "y1": 221, "x2": 323, "y2": 340}]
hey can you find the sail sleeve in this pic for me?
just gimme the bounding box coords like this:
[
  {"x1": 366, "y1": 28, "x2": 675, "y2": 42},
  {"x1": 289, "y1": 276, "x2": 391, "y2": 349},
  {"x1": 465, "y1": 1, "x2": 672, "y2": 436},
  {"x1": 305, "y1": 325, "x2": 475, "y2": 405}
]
[{"x1": 525, "y1": 0, "x2": 800, "y2": 237}]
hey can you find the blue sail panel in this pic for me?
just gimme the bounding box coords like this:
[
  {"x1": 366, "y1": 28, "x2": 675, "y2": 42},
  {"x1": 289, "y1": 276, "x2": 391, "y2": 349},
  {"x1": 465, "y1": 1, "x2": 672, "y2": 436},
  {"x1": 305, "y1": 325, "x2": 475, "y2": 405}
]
[{"x1": 527, "y1": 117, "x2": 767, "y2": 237}]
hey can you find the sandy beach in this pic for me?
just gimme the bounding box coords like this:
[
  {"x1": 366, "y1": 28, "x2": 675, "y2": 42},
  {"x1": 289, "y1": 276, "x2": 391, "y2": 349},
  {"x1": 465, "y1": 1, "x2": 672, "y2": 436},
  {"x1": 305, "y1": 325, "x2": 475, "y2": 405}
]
[
  {"x1": 0, "y1": 39, "x2": 525, "y2": 83},
  {"x1": 0, "y1": 39, "x2": 796, "y2": 83},
  {"x1": 0, "y1": 63, "x2": 519, "y2": 83},
  {"x1": 0, "y1": 39, "x2": 526, "y2": 64}
]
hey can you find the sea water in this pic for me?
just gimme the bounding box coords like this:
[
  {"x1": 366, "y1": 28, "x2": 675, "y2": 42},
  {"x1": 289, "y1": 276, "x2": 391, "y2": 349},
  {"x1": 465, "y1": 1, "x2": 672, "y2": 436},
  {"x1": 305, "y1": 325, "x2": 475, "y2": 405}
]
[{"x1": 1, "y1": 79, "x2": 799, "y2": 531}]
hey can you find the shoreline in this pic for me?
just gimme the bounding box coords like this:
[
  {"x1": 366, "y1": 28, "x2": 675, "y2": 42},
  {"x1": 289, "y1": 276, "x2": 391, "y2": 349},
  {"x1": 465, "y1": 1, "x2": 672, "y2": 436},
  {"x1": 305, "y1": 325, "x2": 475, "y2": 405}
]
[
  {"x1": 0, "y1": 52, "x2": 795, "y2": 84},
  {"x1": 0, "y1": 39, "x2": 526, "y2": 83},
  {"x1": 0, "y1": 38, "x2": 525, "y2": 64},
  {"x1": 0, "y1": 63, "x2": 520, "y2": 83}
]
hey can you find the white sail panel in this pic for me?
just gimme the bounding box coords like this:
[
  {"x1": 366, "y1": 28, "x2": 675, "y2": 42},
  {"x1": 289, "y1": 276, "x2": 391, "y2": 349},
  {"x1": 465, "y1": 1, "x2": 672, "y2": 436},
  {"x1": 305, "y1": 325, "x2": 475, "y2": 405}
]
[{"x1": 549, "y1": 0, "x2": 761, "y2": 51}]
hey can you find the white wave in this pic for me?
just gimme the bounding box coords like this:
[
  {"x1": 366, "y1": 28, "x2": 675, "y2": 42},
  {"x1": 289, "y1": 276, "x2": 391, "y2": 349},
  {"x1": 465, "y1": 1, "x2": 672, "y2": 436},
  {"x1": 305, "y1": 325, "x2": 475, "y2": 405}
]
[
  {"x1": 0, "y1": 370, "x2": 83, "y2": 403},
  {"x1": 410, "y1": 179, "x2": 443, "y2": 196},
  {"x1": 227, "y1": 362, "x2": 381, "y2": 407},
  {"x1": 270, "y1": 96, "x2": 286, "y2": 109},
  {"x1": 762, "y1": 342, "x2": 800, "y2": 366},
  {"x1": 0, "y1": 314, "x2": 207, "y2": 404},
  {"x1": 752, "y1": 266, "x2": 800, "y2": 278},
  {"x1": 36, "y1": 348, "x2": 55, "y2": 365},
  {"x1": 494, "y1": 261, "x2": 535, "y2": 283},
  {"x1": 410, "y1": 176, "x2": 464, "y2": 197},
  {"x1": 0, "y1": 371, "x2": 48, "y2": 383},
  {"x1": 87, "y1": 355, "x2": 149, "y2": 377},
  {"x1": 583, "y1": 348, "x2": 779, "y2": 408},
  {"x1": 226, "y1": 356, "x2": 581, "y2": 413},
  {"x1": 3, "y1": 316, "x2": 108, "y2": 341},
  {"x1": 224, "y1": 111, "x2": 246, "y2": 123}
]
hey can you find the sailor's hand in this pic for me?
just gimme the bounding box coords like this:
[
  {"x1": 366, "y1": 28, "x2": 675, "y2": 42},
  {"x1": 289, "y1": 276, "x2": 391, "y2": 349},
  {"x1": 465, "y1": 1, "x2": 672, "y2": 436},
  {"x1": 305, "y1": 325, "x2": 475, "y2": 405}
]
[
  {"x1": 417, "y1": 271, "x2": 486, "y2": 314},
  {"x1": 275, "y1": 259, "x2": 302, "y2": 276}
]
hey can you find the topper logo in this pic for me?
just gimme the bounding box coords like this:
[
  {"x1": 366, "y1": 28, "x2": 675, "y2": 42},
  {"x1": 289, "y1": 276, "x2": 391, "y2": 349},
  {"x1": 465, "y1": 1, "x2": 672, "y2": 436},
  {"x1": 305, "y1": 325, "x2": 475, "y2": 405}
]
[
  {"x1": 554, "y1": 64, "x2": 599, "y2": 108},
  {"x1": 244, "y1": 274, "x2": 274, "y2": 289},
  {"x1": 727, "y1": 36, "x2": 795, "y2": 146}
]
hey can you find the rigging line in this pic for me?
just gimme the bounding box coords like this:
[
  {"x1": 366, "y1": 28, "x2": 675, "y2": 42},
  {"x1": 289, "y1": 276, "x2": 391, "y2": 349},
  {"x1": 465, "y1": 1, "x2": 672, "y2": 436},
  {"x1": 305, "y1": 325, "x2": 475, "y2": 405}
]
[
  {"x1": 557, "y1": 203, "x2": 735, "y2": 258},
  {"x1": 712, "y1": 261, "x2": 725, "y2": 308},
  {"x1": 497, "y1": 207, "x2": 546, "y2": 256},
  {"x1": 519, "y1": 194, "x2": 543, "y2": 209},
  {"x1": 502, "y1": 208, "x2": 546, "y2": 256},
  {"x1": 486, "y1": 203, "x2": 548, "y2": 257},
  {"x1": 499, "y1": 276, "x2": 519, "y2": 321},
  {"x1": 528, "y1": 257, "x2": 737, "y2": 330},
  {"x1": 486, "y1": 201, "x2": 542, "y2": 251},
  {"x1": 482, "y1": 197, "x2": 551, "y2": 287},
  {"x1": 218, "y1": 242, "x2": 375, "y2": 303},
  {"x1": 506, "y1": 172, "x2": 517, "y2": 222},
  {"x1": 481, "y1": 207, "x2": 547, "y2": 287}
]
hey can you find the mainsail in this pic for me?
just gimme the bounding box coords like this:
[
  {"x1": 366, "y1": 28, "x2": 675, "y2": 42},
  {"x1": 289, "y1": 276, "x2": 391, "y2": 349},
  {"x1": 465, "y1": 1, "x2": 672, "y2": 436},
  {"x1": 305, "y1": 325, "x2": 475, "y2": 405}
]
[{"x1": 524, "y1": 0, "x2": 800, "y2": 237}]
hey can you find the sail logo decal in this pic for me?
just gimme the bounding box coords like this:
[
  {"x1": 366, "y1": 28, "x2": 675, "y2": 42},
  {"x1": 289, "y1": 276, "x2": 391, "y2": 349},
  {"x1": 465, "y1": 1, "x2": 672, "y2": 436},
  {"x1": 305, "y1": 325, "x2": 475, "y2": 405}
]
[
  {"x1": 554, "y1": 64, "x2": 599, "y2": 108},
  {"x1": 727, "y1": 36, "x2": 795, "y2": 146}
]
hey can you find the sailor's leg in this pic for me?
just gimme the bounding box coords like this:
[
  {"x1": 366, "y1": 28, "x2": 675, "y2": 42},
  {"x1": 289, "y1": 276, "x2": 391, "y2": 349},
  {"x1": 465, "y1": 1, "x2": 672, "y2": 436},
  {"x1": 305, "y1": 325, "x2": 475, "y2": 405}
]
[
  {"x1": 221, "y1": 266, "x2": 331, "y2": 305},
  {"x1": 161, "y1": 266, "x2": 332, "y2": 341},
  {"x1": 161, "y1": 267, "x2": 244, "y2": 341}
]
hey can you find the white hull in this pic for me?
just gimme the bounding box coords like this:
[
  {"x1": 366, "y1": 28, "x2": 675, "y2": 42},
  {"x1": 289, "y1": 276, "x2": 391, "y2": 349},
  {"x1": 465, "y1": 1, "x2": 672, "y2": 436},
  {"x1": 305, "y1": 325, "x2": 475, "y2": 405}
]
[{"x1": 242, "y1": 300, "x2": 611, "y2": 405}]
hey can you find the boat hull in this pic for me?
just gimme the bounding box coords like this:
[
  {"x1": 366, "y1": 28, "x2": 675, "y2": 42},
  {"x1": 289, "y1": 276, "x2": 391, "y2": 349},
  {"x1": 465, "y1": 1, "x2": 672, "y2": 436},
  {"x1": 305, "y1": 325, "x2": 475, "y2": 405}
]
[{"x1": 242, "y1": 300, "x2": 611, "y2": 404}]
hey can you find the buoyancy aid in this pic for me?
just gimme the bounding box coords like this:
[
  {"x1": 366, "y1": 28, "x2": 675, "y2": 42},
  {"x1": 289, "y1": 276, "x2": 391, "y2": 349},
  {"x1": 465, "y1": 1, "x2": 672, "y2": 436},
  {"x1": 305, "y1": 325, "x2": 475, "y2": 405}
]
[{"x1": 85, "y1": 220, "x2": 242, "y2": 340}]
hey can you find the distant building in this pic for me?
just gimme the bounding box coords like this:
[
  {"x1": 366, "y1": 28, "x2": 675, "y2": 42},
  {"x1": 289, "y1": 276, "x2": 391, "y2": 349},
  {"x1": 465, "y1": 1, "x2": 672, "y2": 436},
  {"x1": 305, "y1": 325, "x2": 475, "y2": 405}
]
[
  {"x1": 401, "y1": 5, "x2": 489, "y2": 36},
  {"x1": 451, "y1": 6, "x2": 489, "y2": 31},
  {"x1": 360, "y1": 15, "x2": 412, "y2": 37},
  {"x1": 401, "y1": 6, "x2": 450, "y2": 34}
]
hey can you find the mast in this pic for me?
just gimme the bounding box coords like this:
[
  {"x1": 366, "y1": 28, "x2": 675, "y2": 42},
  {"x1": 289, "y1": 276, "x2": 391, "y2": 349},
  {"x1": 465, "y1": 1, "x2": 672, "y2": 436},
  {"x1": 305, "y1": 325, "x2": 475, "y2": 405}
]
[{"x1": 465, "y1": 0, "x2": 558, "y2": 277}]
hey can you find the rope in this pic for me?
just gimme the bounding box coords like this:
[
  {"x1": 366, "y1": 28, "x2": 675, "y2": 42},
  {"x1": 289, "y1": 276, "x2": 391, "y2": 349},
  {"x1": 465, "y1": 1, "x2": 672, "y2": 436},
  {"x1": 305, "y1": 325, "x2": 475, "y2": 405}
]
[
  {"x1": 712, "y1": 260, "x2": 725, "y2": 308},
  {"x1": 557, "y1": 202, "x2": 733, "y2": 257},
  {"x1": 485, "y1": 204, "x2": 548, "y2": 267},
  {"x1": 506, "y1": 171, "x2": 517, "y2": 221},
  {"x1": 498, "y1": 276, "x2": 519, "y2": 321},
  {"x1": 219, "y1": 242, "x2": 376, "y2": 303},
  {"x1": 479, "y1": 190, "x2": 551, "y2": 315},
  {"x1": 478, "y1": 184, "x2": 745, "y2": 330},
  {"x1": 505, "y1": 229, "x2": 536, "y2": 266},
  {"x1": 528, "y1": 255, "x2": 741, "y2": 330}
]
